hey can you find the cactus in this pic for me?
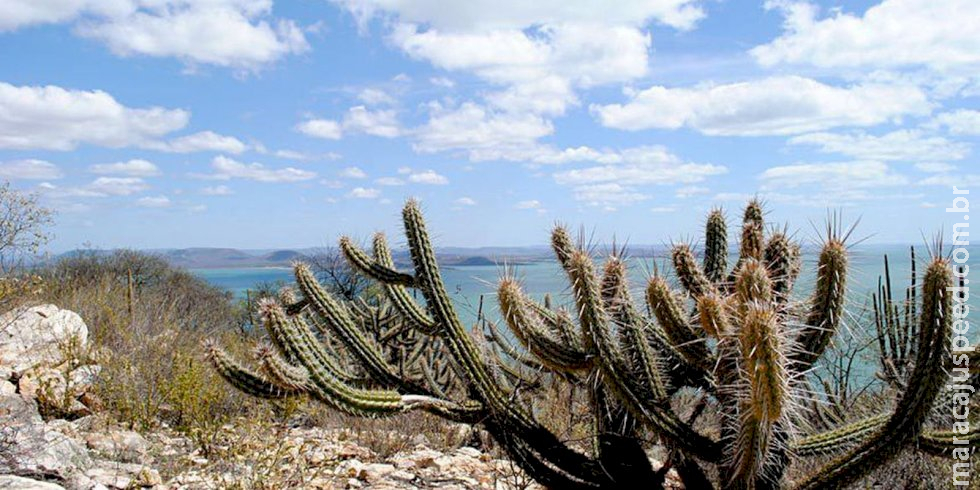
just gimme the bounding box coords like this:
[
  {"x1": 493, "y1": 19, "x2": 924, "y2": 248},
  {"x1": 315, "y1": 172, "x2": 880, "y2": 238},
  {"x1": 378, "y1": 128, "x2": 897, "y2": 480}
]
[{"x1": 208, "y1": 198, "x2": 971, "y2": 488}]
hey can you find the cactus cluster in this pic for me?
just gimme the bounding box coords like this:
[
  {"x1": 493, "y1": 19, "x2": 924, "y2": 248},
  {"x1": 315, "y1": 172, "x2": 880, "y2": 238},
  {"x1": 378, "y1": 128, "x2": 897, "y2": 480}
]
[{"x1": 207, "y1": 199, "x2": 973, "y2": 488}]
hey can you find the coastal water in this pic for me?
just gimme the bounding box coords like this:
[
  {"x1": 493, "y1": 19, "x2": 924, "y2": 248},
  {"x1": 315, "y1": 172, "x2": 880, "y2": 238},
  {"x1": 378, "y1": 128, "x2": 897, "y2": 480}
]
[{"x1": 191, "y1": 244, "x2": 979, "y2": 336}]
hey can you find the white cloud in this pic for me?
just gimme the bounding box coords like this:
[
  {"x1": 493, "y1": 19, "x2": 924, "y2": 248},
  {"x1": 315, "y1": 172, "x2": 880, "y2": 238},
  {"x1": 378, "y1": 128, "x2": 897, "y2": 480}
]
[
  {"x1": 89, "y1": 159, "x2": 161, "y2": 177},
  {"x1": 136, "y1": 195, "x2": 172, "y2": 208},
  {"x1": 357, "y1": 88, "x2": 396, "y2": 106},
  {"x1": 752, "y1": 0, "x2": 980, "y2": 73},
  {"x1": 0, "y1": 1, "x2": 125, "y2": 31},
  {"x1": 407, "y1": 169, "x2": 448, "y2": 185},
  {"x1": 759, "y1": 161, "x2": 908, "y2": 189},
  {"x1": 73, "y1": 1, "x2": 309, "y2": 71},
  {"x1": 159, "y1": 131, "x2": 248, "y2": 153},
  {"x1": 88, "y1": 177, "x2": 150, "y2": 196},
  {"x1": 391, "y1": 22, "x2": 652, "y2": 90},
  {"x1": 915, "y1": 162, "x2": 956, "y2": 173},
  {"x1": 0, "y1": 160, "x2": 62, "y2": 180},
  {"x1": 930, "y1": 110, "x2": 980, "y2": 135},
  {"x1": 339, "y1": 167, "x2": 367, "y2": 179},
  {"x1": 202, "y1": 155, "x2": 316, "y2": 182},
  {"x1": 295, "y1": 119, "x2": 342, "y2": 140},
  {"x1": 515, "y1": 200, "x2": 541, "y2": 209},
  {"x1": 675, "y1": 185, "x2": 709, "y2": 198},
  {"x1": 375, "y1": 177, "x2": 405, "y2": 186},
  {"x1": 592, "y1": 76, "x2": 930, "y2": 136},
  {"x1": 0, "y1": 82, "x2": 188, "y2": 150},
  {"x1": 413, "y1": 102, "x2": 553, "y2": 159},
  {"x1": 201, "y1": 185, "x2": 233, "y2": 196},
  {"x1": 430, "y1": 77, "x2": 455, "y2": 88},
  {"x1": 454, "y1": 197, "x2": 477, "y2": 206},
  {"x1": 918, "y1": 174, "x2": 980, "y2": 187},
  {"x1": 550, "y1": 146, "x2": 725, "y2": 207},
  {"x1": 787, "y1": 130, "x2": 969, "y2": 162},
  {"x1": 348, "y1": 187, "x2": 380, "y2": 199},
  {"x1": 297, "y1": 106, "x2": 401, "y2": 139},
  {"x1": 334, "y1": 0, "x2": 704, "y2": 32},
  {"x1": 342, "y1": 106, "x2": 401, "y2": 138}
]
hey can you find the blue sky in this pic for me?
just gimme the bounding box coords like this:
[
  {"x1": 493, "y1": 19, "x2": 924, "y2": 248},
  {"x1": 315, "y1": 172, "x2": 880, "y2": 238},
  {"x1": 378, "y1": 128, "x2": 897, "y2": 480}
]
[{"x1": 0, "y1": 0, "x2": 977, "y2": 252}]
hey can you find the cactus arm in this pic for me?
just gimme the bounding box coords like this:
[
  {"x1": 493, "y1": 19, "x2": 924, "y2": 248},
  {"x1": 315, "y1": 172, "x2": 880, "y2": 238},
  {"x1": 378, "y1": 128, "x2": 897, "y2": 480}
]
[
  {"x1": 204, "y1": 342, "x2": 305, "y2": 399},
  {"x1": 793, "y1": 239, "x2": 847, "y2": 369},
  {"x1": 295, "y1": 263, "x2": 433, "y2": 394},
  {"x1": 339, "y1": 236, "x2": 417, "y2": 286},
  {"x1": 730, "y1": 304, "x2": 788, "y2": 488},
  {"x1": 646, "y1": 276, "x2": 715, "y2": 371},
  {"x1": 792, "y1": 414, "x2": 889, "y2": 456},
  {"x1": 763, "y1": 232, "x2": 797, "y2": 299},
  {"x1": 795, "y1": 258, "x2": 953, "y2": 490},
  {"x1": 918, "y1": 428, "x2": 980, "y2": 457},
  {"x1": 498, "y1": 279, "x2": 593, "y2": 372},
  {"x1": 526, "y1": 300, "x2": 581, "y2": 347},
  {"x1": 371, "y1": 233, "x2": 438, "y2": 334},
  {"x1": 672, "y1": 244, "x2": 715, "y2": 299},
  {"x1": 703, "y1": 208, "x2": 728, "y2": 283},
  {"x1": 254, "y1": 344, "x2": 311, "y2": 391}
]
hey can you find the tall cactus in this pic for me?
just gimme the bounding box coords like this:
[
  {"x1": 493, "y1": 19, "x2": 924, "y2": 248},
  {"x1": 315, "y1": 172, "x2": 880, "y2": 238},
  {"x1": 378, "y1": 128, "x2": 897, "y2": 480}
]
[{"x1": 208, "y1": 198, "x2": 970, "y2": 489}]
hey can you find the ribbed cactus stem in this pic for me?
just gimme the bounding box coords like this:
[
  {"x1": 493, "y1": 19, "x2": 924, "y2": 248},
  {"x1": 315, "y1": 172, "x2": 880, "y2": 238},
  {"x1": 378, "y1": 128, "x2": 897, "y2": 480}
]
[
  {"x1": 704, "y1": 208, "x2": 728, "y2": 283},
  {"x1": 204, "y1": 340, "x2": 303, "y2": 399},
  {"x1": 647, "y1": 276, "x2": 713, "y2": 371},
  {"x1": 672, "y1": 243, "x2": 714, "y2": 299},
  {"x1": 794, "y1": 239, "x2": 847, "y2": 368},
  {"x1": 340, "y1": 235, "x2": 416, "y2": 286},
  {"x1": 370, "y1": 233, "x2": 437, "y2": 334},
  {"x1": 697, "y1": 292, "x2": 731, "y2": 339},
  {"x1": 255, "y1": 344, "x2": 311, "y2": 391},
  {"x1": 498, "y1": 278, "x2": 592, "y2": 372},
  {"x1": 735, "y1": 259, "x2": 773, "y2": 308},
  {"x1": 763, "y1": 233, "x2": 795, "y2": 298},
  {"x1": 740, "y1": 200, "x2": 765, "y2": 262}
]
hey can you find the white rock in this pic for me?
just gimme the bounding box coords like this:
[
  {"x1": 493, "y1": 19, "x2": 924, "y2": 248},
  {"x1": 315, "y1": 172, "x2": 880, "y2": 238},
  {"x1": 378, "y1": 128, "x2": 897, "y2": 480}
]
[
  {"x1": 0, "y1": 305, "x2": 88, "y2": 374},
  {"x1": 0, "y1": 475, "x2": 66, "y2": 489}
]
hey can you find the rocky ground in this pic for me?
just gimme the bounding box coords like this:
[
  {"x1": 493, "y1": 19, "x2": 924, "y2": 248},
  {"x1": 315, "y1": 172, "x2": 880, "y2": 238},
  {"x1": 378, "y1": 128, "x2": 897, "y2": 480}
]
[
  {"x1": 0, "y1": 303, "x2": 682, "y2": 489},
  {"x1": 0, "y1": 304, "x2": 549, "y2": 489}
]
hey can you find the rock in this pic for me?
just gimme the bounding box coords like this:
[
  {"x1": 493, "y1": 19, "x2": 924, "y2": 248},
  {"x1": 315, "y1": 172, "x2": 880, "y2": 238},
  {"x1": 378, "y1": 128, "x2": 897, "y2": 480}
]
[
  {"x1": 360, "y1": 463, "x2": 395, "y2": 481},
  {"x1": 0, "y1": 475, "x2": 66, "y2": 489},
  {"x1": 0, "y1": 393, "x2": 42, "y2": 427},
  {"x1": 84, "y1": 430, "x2": 149, "y2": 463},
  {"x1": 0, "y1": 305, "x2": 88, "y2": 374},
  {"x1": 0, "y1": 380, "x2": 16, "y2": 395},
  {"x1": 0, "y1": 421, "x2": 92, "y2": 482}
]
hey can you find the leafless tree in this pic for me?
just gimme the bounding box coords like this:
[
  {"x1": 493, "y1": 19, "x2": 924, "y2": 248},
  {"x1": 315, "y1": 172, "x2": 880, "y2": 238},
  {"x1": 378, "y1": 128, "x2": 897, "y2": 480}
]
[{"x1": 0, "y1": 182, "x2": 54, "y2": 274}]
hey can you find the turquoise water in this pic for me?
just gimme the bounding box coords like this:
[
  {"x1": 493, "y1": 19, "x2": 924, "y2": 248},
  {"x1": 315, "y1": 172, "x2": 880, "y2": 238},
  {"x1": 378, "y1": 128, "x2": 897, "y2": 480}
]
[{"x1": 191, "y1": 244, "x2": 980, "y2": 337}]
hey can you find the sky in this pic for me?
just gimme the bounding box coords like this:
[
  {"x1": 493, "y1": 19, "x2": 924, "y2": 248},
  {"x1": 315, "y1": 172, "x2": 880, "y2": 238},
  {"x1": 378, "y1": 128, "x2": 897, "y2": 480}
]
[{"x1": 0, "y1": 0, "x2": 978, "y2": 252}]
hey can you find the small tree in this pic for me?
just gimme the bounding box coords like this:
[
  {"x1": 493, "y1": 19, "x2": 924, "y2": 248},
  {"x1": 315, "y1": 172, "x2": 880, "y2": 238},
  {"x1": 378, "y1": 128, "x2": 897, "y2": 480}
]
[{"x1": 0, "y1": 182, "x2": 54, "y2": 274}]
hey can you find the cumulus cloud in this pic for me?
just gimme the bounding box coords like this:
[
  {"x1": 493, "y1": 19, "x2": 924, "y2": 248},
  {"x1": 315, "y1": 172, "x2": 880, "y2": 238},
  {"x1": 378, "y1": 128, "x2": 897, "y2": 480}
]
[
  {"x1": 295, "y1": 119, "x2": 342, "y2": 139},
  {"x1": 407, "y1": 169, "x2": 448, "y2": 185},
  {"x1": 759, "y1": 161, "x2": 908, "y2": 189},
  {"x1": 297, "y1": 106, "x2": 401, "y2": 139},
  {"x1": 413, "y1": 102, "x2": 553, "y2": 159},
  {"x1": 333, "y1": 0, "x2": 704, "y2": 32},
  {"x1": 454, "y1": 197, "x2": 477, "y2": 206},
  {"x1": 201, "y1": 185, "x2": 233, "y2": 196},
  {"x1": 201, "y1": 155, "x2": 316, "y2": 182},
  {"x1": 89, "y1": 159, "x2": 161, "y2": 177},
  {"x1": 515, "y1": 200, "x2": 541, "y2": 209},
  {"x1": 0, "y1": 160, "x2": 63, "y2": 180},
  {"x1": 0, "y1": 82, "x2": 188, "y2": 150},
  {"x1": 87, "y1": 177, "x2": 151, "y2": 196},
  {"x1": 930, "y1": 110, "x2": 980, "y2": 135},
  {"x1": 551, "y1": 146, "x2": 725, "y2": 207},
  {"x1": 136, "y1": 195, "x2": 172, "y2": 208},
  {"x1": 787, "y1": 130, "x2": 970, "y2": 162},
  {"x1": 339, "y1": 167, "x2": 367, "y2": 179},
  {"x1": 157, "y1": 131, "x2": 248, "y2": 153},
  {"x1": 375, "y1": 177, "x2": 405, "y2": 186},
  {"x1": 752, "y1": 0, "x2": 980, "y2": 73},
  {"x1": 357, "y1": 88, "x2": 396, "y2": 106},
  {"x1": 348, "y1": 187, "x2": 380, "y2": 199},
  {"x1": 592, "y1": 76, "x2": 930, "y2": 136}
]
